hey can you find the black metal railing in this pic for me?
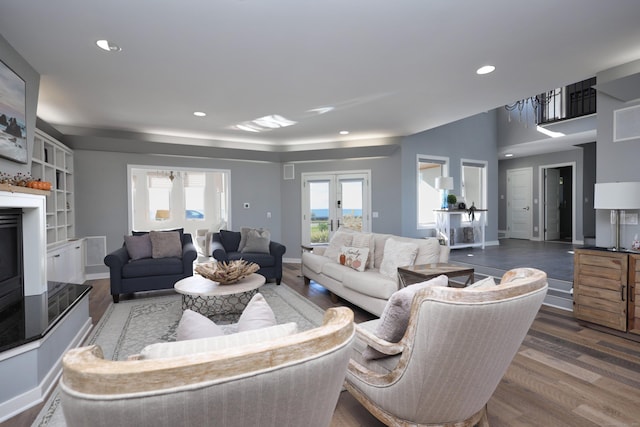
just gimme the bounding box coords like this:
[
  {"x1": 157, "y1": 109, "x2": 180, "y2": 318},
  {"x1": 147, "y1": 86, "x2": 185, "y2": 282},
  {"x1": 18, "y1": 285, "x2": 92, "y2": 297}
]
[{"x1": 538, "y1": 77, "x2": 597, "y2": 124}]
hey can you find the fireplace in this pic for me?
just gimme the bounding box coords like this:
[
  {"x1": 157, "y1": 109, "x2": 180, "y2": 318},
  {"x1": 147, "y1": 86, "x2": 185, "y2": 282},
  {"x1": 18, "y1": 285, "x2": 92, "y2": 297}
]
[{"x1": 0, "y1": 209, "x2": 23, "y2": 312}]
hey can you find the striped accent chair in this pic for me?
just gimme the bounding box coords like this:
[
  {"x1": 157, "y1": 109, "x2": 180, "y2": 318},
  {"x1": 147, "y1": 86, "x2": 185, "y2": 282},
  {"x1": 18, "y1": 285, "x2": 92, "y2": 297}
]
[
  {"x1": 345, "y1": 268, "x2": 548, "y2": 427},
  {"x1": 59, "y1": 307, "x2": 354, "y2": 427}
]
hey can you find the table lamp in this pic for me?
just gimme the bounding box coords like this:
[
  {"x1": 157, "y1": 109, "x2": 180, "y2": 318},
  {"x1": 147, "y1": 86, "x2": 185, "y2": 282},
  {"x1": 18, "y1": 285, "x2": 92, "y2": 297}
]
[
  {"x1": 593, "y1": 182, "x2": 640, "y2": 251},
  {"x1": 155, "y1": 209, "x2": 170, "y2": 221},
  {"x1": 435, "y1": 176, "x2": 454, "y2": 209}
]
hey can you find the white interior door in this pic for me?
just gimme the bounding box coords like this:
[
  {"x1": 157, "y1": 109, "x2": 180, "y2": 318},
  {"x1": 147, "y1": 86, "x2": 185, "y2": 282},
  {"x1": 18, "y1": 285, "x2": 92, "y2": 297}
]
[
  {"x1": 507, "y1": 168, "x2": 532, "y2": 239},
  {"x1": 545, "y1": 168, "x2": 561, "y2": 240},
  {"x1": 302, "y1": 172, "x2": 370, "y2": 245}
]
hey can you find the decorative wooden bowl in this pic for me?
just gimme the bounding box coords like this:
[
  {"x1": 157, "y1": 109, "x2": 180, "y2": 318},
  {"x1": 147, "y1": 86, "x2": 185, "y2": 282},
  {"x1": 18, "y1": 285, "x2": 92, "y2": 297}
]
[{"x1": 195, "y1": 260, "x2": 260, "y2": 285}]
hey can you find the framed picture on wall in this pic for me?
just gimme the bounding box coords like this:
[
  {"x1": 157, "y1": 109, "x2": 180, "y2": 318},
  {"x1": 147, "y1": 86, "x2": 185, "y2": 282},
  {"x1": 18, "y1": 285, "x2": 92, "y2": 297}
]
[{"x1": 0, "y1": 59, "x2": 27, "y2": 164}]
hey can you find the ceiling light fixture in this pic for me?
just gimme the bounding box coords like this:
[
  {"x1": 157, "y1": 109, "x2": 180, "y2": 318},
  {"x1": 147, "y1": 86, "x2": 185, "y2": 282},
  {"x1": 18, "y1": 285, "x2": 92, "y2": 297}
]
[
  {"x1": 505, "y1": 153, "x2": 514, "y2": 158},
  {"x1": 235, "y1": 114, "x2": 297, "y2": 133},
  {"x1": 339, "y1": 131, "x2": 349, "y2": 135},
  {"x1": 96, "y1": 39, "x2": 122, "y2": 52},
  {"x1": 476, "y1": 65, "x2": 495, "y2": 75},
  {"x1": 193, "y1": 111, "x2": 206, "y2": 117},
  {"x1": 536, "y1": 125, "x2": 565, "y2": 138}
]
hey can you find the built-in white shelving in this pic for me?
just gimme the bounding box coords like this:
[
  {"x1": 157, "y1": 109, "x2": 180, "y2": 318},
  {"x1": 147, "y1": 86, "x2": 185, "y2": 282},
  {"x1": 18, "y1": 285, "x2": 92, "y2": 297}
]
[{"x1": 30, "y1": 129, "x2": 75, "y2": 246}]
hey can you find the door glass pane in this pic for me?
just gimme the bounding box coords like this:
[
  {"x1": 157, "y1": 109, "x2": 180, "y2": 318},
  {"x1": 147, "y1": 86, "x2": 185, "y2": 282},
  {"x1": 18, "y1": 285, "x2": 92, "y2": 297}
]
[
  {"x1": 340, "y1": 179, "x2": 363, "y2": 231},
  {"x1": 309, "y1": 181, "x2": 330, "y2": 244}
]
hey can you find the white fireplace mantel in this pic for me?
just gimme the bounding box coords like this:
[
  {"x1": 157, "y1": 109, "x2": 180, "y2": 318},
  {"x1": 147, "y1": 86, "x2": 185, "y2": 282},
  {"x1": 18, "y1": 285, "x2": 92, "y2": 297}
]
[{"x1": 0, "y1": 190, "x2": 47, "y2": 295}]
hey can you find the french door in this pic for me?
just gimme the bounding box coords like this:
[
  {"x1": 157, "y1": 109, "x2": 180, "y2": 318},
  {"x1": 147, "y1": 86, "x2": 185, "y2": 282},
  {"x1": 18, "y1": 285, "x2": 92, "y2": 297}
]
[{"x1": 302, "y1": 172, "x2": 370, "y2": 245}]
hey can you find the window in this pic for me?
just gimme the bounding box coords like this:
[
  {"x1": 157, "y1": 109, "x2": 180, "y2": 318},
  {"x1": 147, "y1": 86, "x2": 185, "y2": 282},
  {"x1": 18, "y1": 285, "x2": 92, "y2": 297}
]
[
  {"x1": 461, "y1": 159, "x2": 487, "y2": 212},
  {"x1": 129, "y1": 167, "x2": 230, "y2": 240},
  {"x1": 417, "y1": 155, "x2": 448, "y2": 228}
]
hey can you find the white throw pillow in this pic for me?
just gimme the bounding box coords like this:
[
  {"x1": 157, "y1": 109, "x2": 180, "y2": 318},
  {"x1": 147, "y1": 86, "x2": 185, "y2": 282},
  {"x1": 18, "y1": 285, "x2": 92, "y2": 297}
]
[
  {"x1": 323, "y1": 230, "x2": 354, "y2": 261},
  {"x1": 351, "y1": 232, "x2": 375, "y2": 269},
  {"x1": 379, "y1": 238, "x2": 419, "y2": 278},
  {"x1": 176, "y1": 309, "x2": 224, "y2": 341},
  {"x1": 241, "y1": 228, "x2": 271, "y2": 253},
  {"x1": 362, "y1": 275, "x2": 448, "y2": 360},
  {"x1": 340, "y1": 246, "x2": 370, "y2": 272},
  {"x1": 465, "y1": 276, "x2": 497, "y2": 289},
  {"x1": 236, "y1": 293, "x2": 277, "y2": 332}
]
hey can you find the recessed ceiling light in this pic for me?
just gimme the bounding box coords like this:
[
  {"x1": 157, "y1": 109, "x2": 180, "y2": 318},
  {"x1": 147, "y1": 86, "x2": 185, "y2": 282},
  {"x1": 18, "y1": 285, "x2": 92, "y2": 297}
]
[
  {"x1": 339, "y1": 131, "x2": 349, "y2": 135},
  {"x1": 505, "y1": 153, "x2": 514, "y2": 158},
  {"x1": 476, "y1": 65, "x2": 495, "y2": 75},
  {"x1": 193, "y1": 111, "x2": 206, "y2": 117},
  {"x1": 96, "y1": 39, "x2": 122, "y2": 52}
]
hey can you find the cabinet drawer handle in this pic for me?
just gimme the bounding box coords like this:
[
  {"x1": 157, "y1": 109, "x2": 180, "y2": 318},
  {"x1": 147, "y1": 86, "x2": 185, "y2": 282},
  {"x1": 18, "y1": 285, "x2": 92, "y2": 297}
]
[
  {"x1": 54, "y1": 254, "x2": 61, "y2": 258},
  {"x1": 621, "y1": 285, "x2": 626, "y2": 302}
]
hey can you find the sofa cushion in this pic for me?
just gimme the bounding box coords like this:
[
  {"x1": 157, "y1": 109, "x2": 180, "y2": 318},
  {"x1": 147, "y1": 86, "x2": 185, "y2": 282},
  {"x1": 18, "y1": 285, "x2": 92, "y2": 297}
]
[
  {"x1": 340, "y1": 246, "x2": 369, "y2": 272},
  {"x1": 139, "y1": 322, "x2": 298, "y2": 360},
  {"x1": 241, "y1": 228, "x2": 271, "y2": 254},
  {"x1": 323, "y1": 230, "x2": 353, "y2": 261},
  {"x1": 238, "y1": 227, "x2": 252, "y2": 252},
  {"x1": 350, "y1": 232, "x2": 375, "y2": 269},
  {"x1": 302, "y1": 252, "x2": 329, "y2": 274},
  {"x1": 219, "y1": 230, "x2": 241, "y2": 252},
  {"x1": 124, "y1": 234, "x2": 152, "y2": 260},
  {"x1": 121, "y1": 257, "x2": 184, "y2": 278},
  {"x1": 342, "y1": 270, "x2": 398, "y2": 300},
  {"x1": 363, "y1": 274, "x2": 449, "y2": 360},
  {"x1": 379, "y1": 238, "x2": 419, "y2": 278},
  {"x1": 134, "y1": 228, "x2": 184, "y2": 242},
  {"x1": 237, "y1": 293, "x2": 277, "y2": 332},
  {"x1": 227, "y1": 251, "x2": 275, "y2": 267},
  {"x1": 322, "y1": 262, "x2": 352, "y2": 282},
  {"x1": 373, "y1": 234, "x2": 392, "y2": 268},
  {"x1": 150, "y1": 230, "x2": 183, "y2": 258},
  {"x1": 176, "y1": 309, "x2": 224, "y2": 341},
  {"x1": 394, "y1": 236, "x2": 441, "y2": 265}
]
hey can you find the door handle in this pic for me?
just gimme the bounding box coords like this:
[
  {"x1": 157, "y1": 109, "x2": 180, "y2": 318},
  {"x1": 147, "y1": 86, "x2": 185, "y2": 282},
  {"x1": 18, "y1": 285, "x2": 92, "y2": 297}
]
[
  {"x1": 523, "y1": 206, "x2": 530, "y2": 211},
  {"x1": 337, "y1": 219, "x2": 340, "y2": 229},
  {"x1": 330, "y1": 219, "x2": 334, "y2": 232}
]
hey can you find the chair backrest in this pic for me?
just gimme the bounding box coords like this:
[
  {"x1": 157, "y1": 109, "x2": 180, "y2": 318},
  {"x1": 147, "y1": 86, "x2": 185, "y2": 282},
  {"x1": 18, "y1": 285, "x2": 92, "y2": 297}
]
[
  {"x1": 60, "y1": 307, "x2": 355, "y2": 427},
  {"x1": 351, "y1": 268, "x2": 547, "y2": 425}
]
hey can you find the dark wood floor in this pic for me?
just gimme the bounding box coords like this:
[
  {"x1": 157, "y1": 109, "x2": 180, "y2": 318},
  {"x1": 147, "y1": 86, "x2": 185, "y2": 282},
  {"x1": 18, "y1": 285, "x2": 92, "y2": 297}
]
[{"x1": 5, "y1": 263, "x2": 640, "y2": 427}]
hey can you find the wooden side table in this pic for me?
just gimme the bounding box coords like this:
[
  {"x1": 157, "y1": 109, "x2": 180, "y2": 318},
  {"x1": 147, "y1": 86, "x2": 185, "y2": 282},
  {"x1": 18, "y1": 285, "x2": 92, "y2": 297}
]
[{"x1": 397, "y1": 263, "x2": 474, "y2": 288}]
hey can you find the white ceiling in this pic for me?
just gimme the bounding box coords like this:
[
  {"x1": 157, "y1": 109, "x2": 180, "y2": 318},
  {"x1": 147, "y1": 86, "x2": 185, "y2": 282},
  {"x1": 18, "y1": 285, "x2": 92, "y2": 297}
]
[{"x1": 2, "y1": 0, "x2": 640, "y2": 152}]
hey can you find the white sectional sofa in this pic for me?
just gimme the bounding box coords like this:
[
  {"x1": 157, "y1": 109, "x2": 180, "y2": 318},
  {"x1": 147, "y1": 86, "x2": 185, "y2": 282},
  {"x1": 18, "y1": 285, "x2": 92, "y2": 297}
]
[{"x1": 302, "y1": 229, "x2": 450, "y2": 316}]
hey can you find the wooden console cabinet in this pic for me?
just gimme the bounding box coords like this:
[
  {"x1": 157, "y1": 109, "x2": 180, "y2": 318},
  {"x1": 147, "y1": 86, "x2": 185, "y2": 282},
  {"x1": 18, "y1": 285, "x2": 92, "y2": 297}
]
[{"x1": 573, "y1": 248, "x2": 639, "y2": 335}]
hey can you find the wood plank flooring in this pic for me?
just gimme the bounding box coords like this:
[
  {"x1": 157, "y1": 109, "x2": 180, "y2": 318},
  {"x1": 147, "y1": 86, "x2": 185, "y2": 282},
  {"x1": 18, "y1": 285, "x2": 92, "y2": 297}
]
[{"x1": 4, "y1": 263, "x2": 640, "y2": 427}]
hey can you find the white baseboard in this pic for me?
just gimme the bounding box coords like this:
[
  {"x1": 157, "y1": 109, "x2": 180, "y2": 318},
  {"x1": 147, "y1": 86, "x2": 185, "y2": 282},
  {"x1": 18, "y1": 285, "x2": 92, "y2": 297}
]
[
  {"x1": 283, "y1": 257, "x2": 301, "y2": 264},
  {"x1": 85, "y1": 272, "x2": 109, "y2": 280}
]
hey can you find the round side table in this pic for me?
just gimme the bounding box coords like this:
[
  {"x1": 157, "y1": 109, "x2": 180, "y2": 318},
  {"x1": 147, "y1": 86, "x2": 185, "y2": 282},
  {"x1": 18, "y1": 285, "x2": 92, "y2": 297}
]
[{"x1": 174, "y1": 273, "x2": 266, "y2": 322}]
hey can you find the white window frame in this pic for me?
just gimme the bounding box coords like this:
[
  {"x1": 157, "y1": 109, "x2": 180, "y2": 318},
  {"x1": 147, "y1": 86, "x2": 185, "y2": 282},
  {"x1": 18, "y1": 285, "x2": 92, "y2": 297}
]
[{"x1": 417, "y1": 154, "x2": 449, "y2": 229}]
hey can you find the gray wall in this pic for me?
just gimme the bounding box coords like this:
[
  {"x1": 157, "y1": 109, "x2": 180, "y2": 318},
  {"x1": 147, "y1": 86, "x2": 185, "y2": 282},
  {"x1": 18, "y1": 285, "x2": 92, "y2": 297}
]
[
  {"x1": 400, "y1": 111, "x2": 499, "y2": 242},
  {"x1": 0, "y1": 34, "x2": 39, "y2": 176},
  {"x1": 498, "y1": 149, "x2": 585, "y2": 241},
  {"x1": 594, "y1": 60, "x2": 640, "y2": 248},
  {"x1": 74, "y1": 150, "x2": 282, "y2": 272}
]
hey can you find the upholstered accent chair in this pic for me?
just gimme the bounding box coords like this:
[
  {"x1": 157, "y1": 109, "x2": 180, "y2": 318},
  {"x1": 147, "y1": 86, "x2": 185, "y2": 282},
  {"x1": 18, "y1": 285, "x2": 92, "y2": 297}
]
[
  {"x1": 60, "y1": 307, "x2": 354, "y2": 427},
  {"x1": 345, "y1": 268, "x2": 548, "y2": 427}
]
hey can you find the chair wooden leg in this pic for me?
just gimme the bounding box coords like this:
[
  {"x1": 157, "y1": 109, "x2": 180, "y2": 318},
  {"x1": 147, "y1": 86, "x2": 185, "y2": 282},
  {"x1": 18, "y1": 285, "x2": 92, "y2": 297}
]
[{"x1": 303, "y1": 276, "x2": 311, "y2": 286}]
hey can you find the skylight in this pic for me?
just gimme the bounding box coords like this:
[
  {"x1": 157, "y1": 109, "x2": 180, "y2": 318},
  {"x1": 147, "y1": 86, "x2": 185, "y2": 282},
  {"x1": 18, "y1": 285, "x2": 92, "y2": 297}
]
[{"x1": 235, "y1": 114, "x2": 297, "y2": 133}]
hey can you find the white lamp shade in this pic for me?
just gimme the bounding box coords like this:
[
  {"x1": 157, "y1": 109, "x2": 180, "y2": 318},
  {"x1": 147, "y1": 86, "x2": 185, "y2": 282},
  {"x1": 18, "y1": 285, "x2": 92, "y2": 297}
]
[
  {"x1": 435, "y1": 176, "x2": 453, "y2": 190},
  {"x1": 594, "y1": 182, "x2": 640, "y2": 209}
]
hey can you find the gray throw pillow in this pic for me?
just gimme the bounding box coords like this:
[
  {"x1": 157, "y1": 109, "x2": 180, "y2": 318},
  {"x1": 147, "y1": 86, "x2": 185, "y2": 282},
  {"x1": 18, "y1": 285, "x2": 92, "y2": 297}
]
[
  {"x1": 238, "y1": 227, "x2": 253, "y2": 252},
  {"x1": 362, "y1": 274, "x2": 448, "y2": 360},
  {"x1": 150, "y1": 230, "x2": 183, "y2": 258},
  {"x1": 241, "y1": 228, "x2": 271, "y2": 254},
  {"x1": 124, "y1": 234, "x2": 152, "y2": 260}
]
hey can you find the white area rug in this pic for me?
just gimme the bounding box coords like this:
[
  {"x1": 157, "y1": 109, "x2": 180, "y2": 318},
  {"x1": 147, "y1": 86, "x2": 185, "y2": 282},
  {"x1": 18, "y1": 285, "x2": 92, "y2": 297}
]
[{"x1": 32, "y1": 283, "x2": 324, "y2": 427}]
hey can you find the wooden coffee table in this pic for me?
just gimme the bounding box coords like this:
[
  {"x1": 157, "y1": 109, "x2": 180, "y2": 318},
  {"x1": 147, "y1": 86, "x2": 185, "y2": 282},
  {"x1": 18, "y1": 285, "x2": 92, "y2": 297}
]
[
  {"x1": 174, "y1": 273, "x2": 266, "y2": 321},
  {"x1": 397, "y1": 263, "x2": 474, "y2": 288}
]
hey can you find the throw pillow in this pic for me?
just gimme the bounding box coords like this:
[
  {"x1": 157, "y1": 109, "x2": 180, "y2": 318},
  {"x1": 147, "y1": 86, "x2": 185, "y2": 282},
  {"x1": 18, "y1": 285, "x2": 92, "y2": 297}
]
[
  {"x1": 219, "y1": 229, "x2": 241, "y2": 252},
  {"x1": 176, "y1": 309, "x2": 225, "y2": 341},
  {"x1": 149, "y1": 230, "x2": 183, "y2": 258},
  {"x1": 241, "y1": 228, "x2": 271, "y2": 253},
  {"x1": 323, "y1": 230, "x2": 354, "y2": 261},
  {"x1": 362, "y1": 274, "x2": 449, "y2": 360},
  {"x1": 466, "y1": 276, "x2": 497, "y2": 289},
  {"x1": 351, "y1": 232, "x2": 375, "y2": 269},
  {"x1": 340, "y1": 246, "x2": 370, "y2": 272},
  {"x1": 379, "y1": 238, "x2": 419, "y2": 278},
  {"x1": 124, "y1": 234, "x2": 152, "y2": 260},
  {"x1": 238, "y1": 227, "x2": 253, "y2": 252},
  {"x1": 236, "y1": 293, "x2": 277, "y2": 332}
]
